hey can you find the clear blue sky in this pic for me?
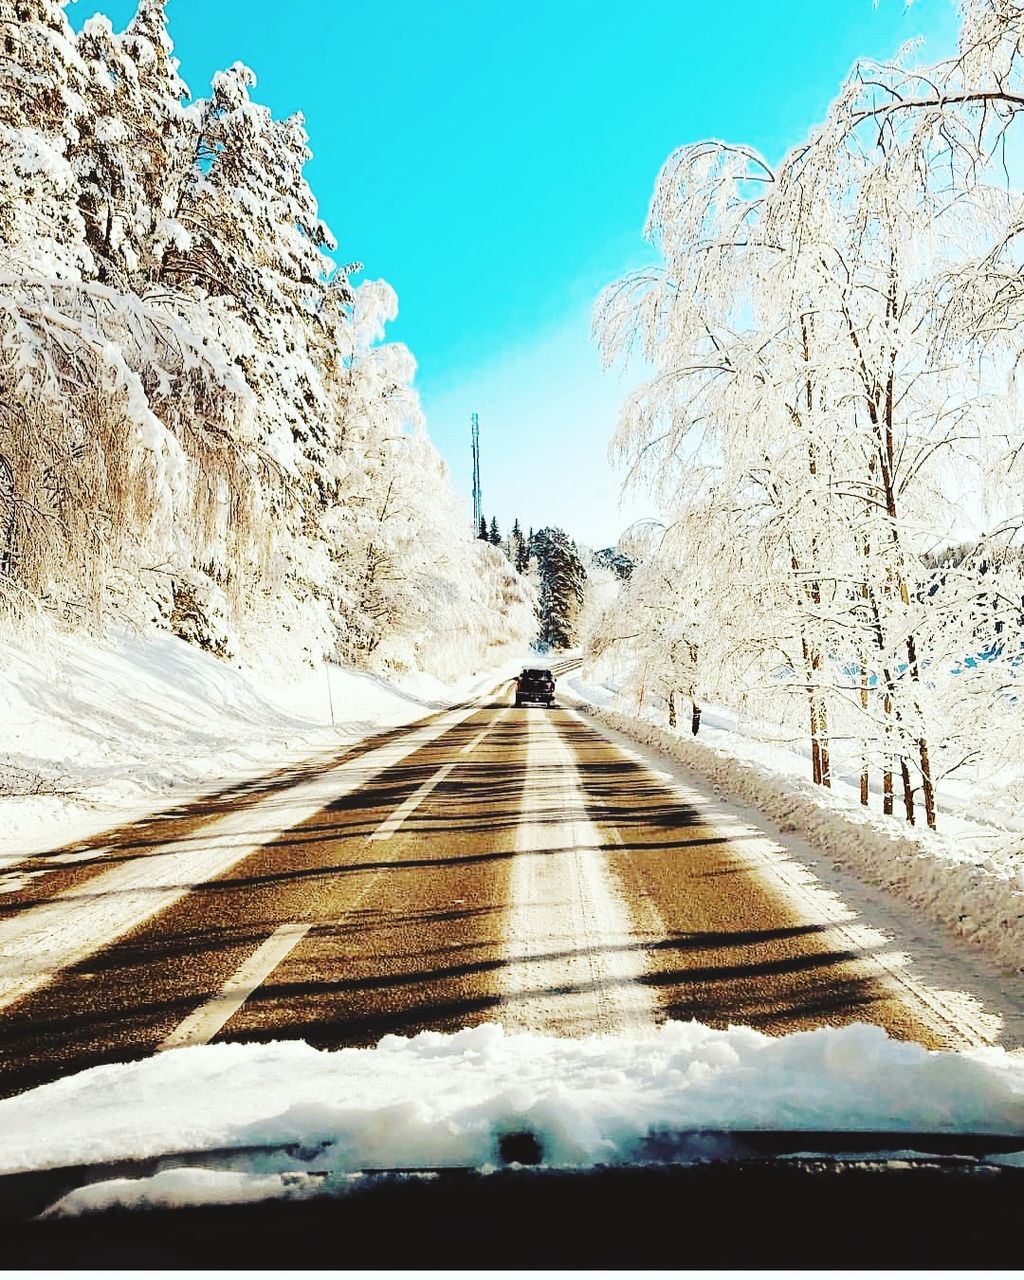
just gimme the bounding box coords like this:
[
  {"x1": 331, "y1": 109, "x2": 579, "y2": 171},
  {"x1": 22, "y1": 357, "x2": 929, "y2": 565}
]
[{"x1": 70, "y1": 0, "x2": 962, "y2": 546}]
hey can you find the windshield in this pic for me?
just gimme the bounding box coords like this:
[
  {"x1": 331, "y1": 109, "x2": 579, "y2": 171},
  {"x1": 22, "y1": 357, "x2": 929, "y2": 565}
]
[{"x1": 1, "y1": 0, "x2": 1023, "y2": 1252}]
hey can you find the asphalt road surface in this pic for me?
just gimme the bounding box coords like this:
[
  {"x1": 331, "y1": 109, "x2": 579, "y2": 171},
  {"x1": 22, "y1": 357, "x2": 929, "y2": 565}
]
[{"x1": 0, "y1": 670, "x2": 998, "y2": 1098}]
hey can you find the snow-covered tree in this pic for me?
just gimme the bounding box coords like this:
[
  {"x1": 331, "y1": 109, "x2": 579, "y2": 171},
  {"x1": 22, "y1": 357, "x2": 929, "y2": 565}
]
[
  {"x1": 510, "y1": 517, "x2": 528, "y2": 572},
  {"x1": 595, "y1": 0, "x2": 1024, "y2": 829},
  {"x1": 531, "y1": 526, "x2": 586, "y2": 650},
  {"x1": 0, "y1": 0, "x2": 91, "y2": 276},
  {"x1": 0, "y1": 0, "x2": 533, "y2": 681}
]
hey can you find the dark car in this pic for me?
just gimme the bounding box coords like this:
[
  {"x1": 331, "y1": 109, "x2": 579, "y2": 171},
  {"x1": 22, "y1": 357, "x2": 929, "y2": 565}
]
[{"x1": 514, "y1": 667, "x2": 555, "y2": 707}]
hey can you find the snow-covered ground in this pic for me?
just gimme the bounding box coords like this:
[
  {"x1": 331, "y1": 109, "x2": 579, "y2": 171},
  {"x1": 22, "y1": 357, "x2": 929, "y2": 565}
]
[
  {"x1": 0, "y1": 642, "x2": 1020, "y2": 1207},
  {"x1": 566, "y1": 670, "x2": 1024, "y2": 976},
  {"x1": 0, "y1": 1021, "x2": 1017, "y2": 1213},
  {"x1": 0, "y1": 620, "x2": 521, "y2": 865}
]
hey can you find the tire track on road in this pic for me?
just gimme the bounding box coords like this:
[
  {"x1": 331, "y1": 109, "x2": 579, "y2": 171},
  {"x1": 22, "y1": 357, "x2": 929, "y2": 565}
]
[
  {"x1": 0, "y1": 700, "x2": 522, "y2": 1094},
  {"x1": 556, "y1": 705, "x2": 985, "y2": 1048},
  {"x1": 0, "y1": 685, "x2": 513, "y2": 912},
  {"x1": 0, "y1": 698, "x2": 506, "y2": 1020},
  {"x1": 204, "y1": 703, "x2": 523, "y2": 1049}
]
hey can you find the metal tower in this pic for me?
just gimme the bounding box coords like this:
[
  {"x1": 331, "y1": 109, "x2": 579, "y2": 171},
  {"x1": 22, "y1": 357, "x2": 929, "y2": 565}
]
[{"x1": 471, "y1": 412, "x2": 482, "y2": 532}]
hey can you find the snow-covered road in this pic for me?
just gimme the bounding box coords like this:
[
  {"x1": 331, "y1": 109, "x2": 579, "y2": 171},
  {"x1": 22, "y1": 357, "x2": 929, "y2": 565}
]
[
  {"x1": 0, "y1": 669, "x2": 1020, "y2": 1100},
  {"x1": 500, "y1": 708, "x2": 656, "y2": 1035}
]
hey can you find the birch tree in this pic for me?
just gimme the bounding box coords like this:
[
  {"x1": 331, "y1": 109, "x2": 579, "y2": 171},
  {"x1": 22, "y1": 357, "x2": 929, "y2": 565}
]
[{"x1": 596, "y1": 0, "x2": 1024, "y2": 829}]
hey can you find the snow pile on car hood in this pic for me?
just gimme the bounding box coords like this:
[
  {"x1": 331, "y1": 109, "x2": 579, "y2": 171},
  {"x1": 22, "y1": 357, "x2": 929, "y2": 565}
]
[{"x1": 2, "y1": 1021, "x2": 1022, "y2": 1198}]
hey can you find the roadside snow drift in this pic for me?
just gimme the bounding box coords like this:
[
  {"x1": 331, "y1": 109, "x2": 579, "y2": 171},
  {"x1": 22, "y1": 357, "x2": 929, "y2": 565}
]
[
  {"x1": 2, "y1": 1022, "x2": 1022, "y2": 1214},
  {"x1": 0, "y1": 623, "x2": 519, "y2": 862}
]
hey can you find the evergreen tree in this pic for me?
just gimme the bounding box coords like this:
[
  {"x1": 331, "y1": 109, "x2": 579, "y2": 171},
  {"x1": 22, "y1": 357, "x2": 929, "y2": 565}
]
[
  {"x1": 488, "y1": 514, "x2": 501, "y2": 546},
  {"x1": 511, "y1": 517, "x2": 529, "y2": 573},
  {"x1": 592, "y1": 546, "x2": 634, "y2": 581},
  {"x1": 115, "y1": 0, "x2": 198, "y2": 287},
  {"x1": 477, "y1": 514, "x2": 489, "y2": 540},
  {"x1": 532, "y1": 526, "x2": 587, "y2": 649}
]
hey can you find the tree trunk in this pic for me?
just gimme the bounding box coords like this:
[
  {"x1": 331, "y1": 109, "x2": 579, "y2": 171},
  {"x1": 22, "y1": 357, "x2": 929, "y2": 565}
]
[
  {"x1": 901, "y1": 758, "x2": 915, "y2": 825},
  {"x1": 691, "y1": 701, "x2": 701, "y2": 736},
  {"x1": 668, "y1": 689, "x2": 677, "y2": 729},
  {"x1": 801, "y1": 632, "x2": 822, "y2": 785},
  {"x1": 809, "y1": 695, "x2": 822, "y2": 785},
  {"x1": 919, "y1": 737, "x2": 936, "y2": 830},
  {"x1": 798, "y1": 321, "x2": 830, "y2": 789},
  {"x1": 859, "y1": 647, "x2": 870, "y2": 806},
  {"x1": 902, "y1": 630, "x2": 937, "y2": 830},
  {"x1": 817, "y1": 694, "x2": 832, "y2": 788},
  {"x1": 865, "y1": 585, "x2": 902, "y2": 821}
]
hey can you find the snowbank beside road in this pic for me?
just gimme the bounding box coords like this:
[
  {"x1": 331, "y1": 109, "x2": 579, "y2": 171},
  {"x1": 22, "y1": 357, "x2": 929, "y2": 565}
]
[
  {"x1": 565, "y1": 678, "x2": 1024, "y2": 975},
  {"x1": 0, "y1": 1021, "x2": 1019, "y2": 1212},
  {"x1": 0, "y1": 622, "x2": 518, "y2": 862}
]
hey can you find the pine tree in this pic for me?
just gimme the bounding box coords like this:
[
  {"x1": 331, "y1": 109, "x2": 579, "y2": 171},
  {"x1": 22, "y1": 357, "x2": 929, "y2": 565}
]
[
  {"x1": 478, "y1": 514, "x2": 488, "y2": 540},
  {"x1": 115, "y1": 0, "x2": 198, "y2": 287},
  {"x1": 488, "y1": 515, "x2": 501, "y2": 546},
  {"x1": 511, "y1": 517, "x2": 529, "y2": 573},
  {"x1": 532, "y1": 526, "x2": 586, "y2": 649},
  {"x1": 157, "y1": 60, "x2": 332, "y2": 319}
]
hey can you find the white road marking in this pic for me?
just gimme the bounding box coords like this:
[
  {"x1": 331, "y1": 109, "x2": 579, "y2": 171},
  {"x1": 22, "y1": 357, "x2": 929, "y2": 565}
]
[
  {"x1": 0, "y1": 702, "x2": 489, "y2": 1013},
  {"x1": 369, "y1": 762, "x2": 456, "y2": 841},
  {"x1": 500, "y1": 710, "x2": 656, "y2": 1037},
  {"x1": 460, "y1": 704, "x2": 511, "y2": 755},
  {"x1": 158, "y1": 705, "x2": 518, "y2": 1045},
  {"x1": 157, "y1": 922, "x2": 311, "y2": 1052},
  {"x1": 371, "y1": 705, "x2": 512, "y2": 838},
  {"x1": 460, "y1": 727, "x2": 491, "y2": 752}
]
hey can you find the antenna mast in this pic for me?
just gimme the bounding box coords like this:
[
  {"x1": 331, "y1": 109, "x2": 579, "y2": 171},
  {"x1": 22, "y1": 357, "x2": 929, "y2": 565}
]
[{"x1": 471, "y1": 412, "x2": 482, "y2": 532}]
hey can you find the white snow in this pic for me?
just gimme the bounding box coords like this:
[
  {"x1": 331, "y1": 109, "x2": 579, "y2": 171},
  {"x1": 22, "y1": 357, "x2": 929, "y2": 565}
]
[
  {"x1": 501, "y1": 709, "x2": 656, "y2": 1035},
  {"x1": 567, "y1": 673, "x2": 1024, "y2": 977},
  {"x1": 0, "y1": 1020, "x2": 1018, "y2": 1214},
  {"x1": 0, "y1": 619, "x2": 520, "y2": 865}
]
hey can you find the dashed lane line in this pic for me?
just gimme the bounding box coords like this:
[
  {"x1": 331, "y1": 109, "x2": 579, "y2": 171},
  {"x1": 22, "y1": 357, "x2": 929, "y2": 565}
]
[
  {"x1": 369, "y1": 763, "x2": 457, "y2": 842},
  {"x1": 460, "y1": 704, "x2": 511, "y2": 756},
  {"x1": 157, "y1": 922, "x2": 312, "y2": 1052},
  {"x1": 159, "y1": 703, "x2": 515, "y2": 1047},
  {"x1": 371, "y1": 707, "x2": 511, "y2": 839},
  {"x1": 0, "y1": 701, "x2": 495, "y2": 1014}
]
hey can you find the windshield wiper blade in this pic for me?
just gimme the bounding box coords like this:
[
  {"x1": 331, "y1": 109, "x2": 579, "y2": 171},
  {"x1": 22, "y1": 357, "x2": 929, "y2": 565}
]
[{"x1": 635, "y1": 1128, "x2": 1024, "y2": 1161}]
